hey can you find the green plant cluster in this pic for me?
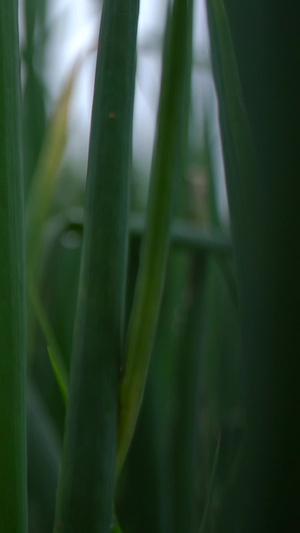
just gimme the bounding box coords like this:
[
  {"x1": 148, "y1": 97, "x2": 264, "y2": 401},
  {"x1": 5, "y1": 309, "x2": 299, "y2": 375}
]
[{"x1": 1, "y1": 1, "x2": 299, "y2": 532}]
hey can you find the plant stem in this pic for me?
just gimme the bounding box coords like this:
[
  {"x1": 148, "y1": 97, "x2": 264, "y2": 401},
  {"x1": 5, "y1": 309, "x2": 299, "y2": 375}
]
[{"x1": 53, "y1": 1, "x2": 139, "y2": 531}]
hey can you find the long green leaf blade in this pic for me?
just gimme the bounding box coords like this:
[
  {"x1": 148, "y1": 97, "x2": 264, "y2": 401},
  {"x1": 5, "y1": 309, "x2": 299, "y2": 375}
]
[
  {"x1": 117, "y1": 0, "x2": 194, "y2": 474},
  {"x1": 54, "y1": 1, "x2": 140, "y2": 531},
  {"x1": 0, "y1": 2, "x2": 28, "y2": 530},
  {"x1": 47, "y1": 346, "x2": 68, "y2": 406},
  {"x1": 26, "y1": 61, "x2": 79, "y2": 278}
]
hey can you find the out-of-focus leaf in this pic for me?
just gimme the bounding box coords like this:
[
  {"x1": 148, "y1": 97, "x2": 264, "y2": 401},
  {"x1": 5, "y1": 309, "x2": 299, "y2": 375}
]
[
  {"x1": 26, "y1": 58, "x2": 81, "y2": 277},
  {"x1": 27, "y1": 382, "x2": 61, "y2": 532},
  {"x1": 29, "y1": 280, "x2": 69, "y2": 397},
  {"x1": 130, "y1": 213, "x2": 232, "y2": 255},
  {"x1": 199, "y1": 432, "x2": 221, "y2": 533},
  {"x1": 47, "y1": 346, "x2": 68, "y2": 406},
  {"x1": 26, "y1": 56, "x2": 84, "y2": 372},
  {"x1": 206, "y1": 0, "x2": 300, "y2": 529}
]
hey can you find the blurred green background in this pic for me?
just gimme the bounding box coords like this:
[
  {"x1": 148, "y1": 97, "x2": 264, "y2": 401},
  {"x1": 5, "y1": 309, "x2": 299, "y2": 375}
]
[{"x1": 22, "y1": 1, "x2": 243, "y2": 531}]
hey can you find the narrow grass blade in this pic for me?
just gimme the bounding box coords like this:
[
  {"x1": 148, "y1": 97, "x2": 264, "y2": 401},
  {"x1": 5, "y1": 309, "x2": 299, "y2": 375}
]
[
  {"x1": 47, "y1": 346, "x2": 68, "y2": 406},
  {"x1": 54, "y1": 2, "x2": 140, "y2": 531},
  {"x1": 117, "y1": 0, "x2": 194, "y2": 474},
  {"x1": 26, "y1": 57, "x2": 82, "y2": 367},
  {"x1": 29, "y1": 281, "x2": 69, "y2": 401},
  {"x1": 0, "y1": 2, "x2": 28, "y2": 530},
  {"x1": 26, "y1": 59, "x2": 80, "y2": 277},
  {"x1": 199, "y1": 431, "x2": 221, "y2": 533}
]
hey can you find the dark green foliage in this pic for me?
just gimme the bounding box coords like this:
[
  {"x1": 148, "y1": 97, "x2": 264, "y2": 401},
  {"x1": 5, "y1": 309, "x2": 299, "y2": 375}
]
[
  {"x1": 2, "y1": 2, "x2": 298, "y2": 532},
  {"x1": 0, "y1": 2, "x2": 28, "y2": 530},
  {"x1": 206, "y1": 0, "x2": 300, "y2": 530}
]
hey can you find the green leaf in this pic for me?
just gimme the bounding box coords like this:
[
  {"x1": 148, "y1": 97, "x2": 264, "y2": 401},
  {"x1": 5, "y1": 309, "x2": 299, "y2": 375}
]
[
  {"x1": 26, "y1": 57, "x2": 83, "y2": 368},
  {"x1": 117, "y1": 0, "x2": 194, "y2": 475},
  {"x1": 53, "y1": 2, "x2": 140, "y2": 531},
  {"x1": 47, "y1": 346, "x2": 68, "y2": 406},
  {"x1": 26, "y1": 58, "x2": 81, "y2": 279},
  {"x1": 0, "y1": 2, "x2": 28, "y2": 530},
  {"x1": 28, "y1": 281, "x2": 69, "y2": 402}
]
